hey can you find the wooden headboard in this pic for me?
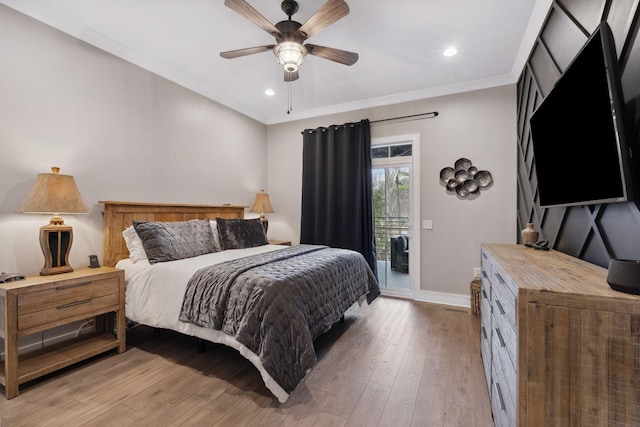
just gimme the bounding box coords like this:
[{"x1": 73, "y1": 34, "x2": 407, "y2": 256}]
[{"x1": 99, "y1": 201, "x2": 246, "y2": 267}]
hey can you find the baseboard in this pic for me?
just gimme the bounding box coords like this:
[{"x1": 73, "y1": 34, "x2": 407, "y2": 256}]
[{"x1": 412, "y1": 290, "x2": 471, "y2": 308}]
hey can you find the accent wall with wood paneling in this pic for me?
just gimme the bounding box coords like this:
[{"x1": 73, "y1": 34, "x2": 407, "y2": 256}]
[{"x1": 517, "y1": 0, "x2": 640, "y2": 265}]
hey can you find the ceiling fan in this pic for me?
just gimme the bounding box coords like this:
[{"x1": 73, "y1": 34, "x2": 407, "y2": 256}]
[{"x1": 220, "y1": 0, "x2": 359, "y2": 82}]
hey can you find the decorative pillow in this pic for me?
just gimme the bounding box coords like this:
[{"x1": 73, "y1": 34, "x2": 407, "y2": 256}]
[
  {"x1": 216, "y1": 218, "x2": 268, "y2": 250},
  {"x1": 209, "y1": 220, "x2": 223, "y2": 252},
  {"x1": 122, "y1": 225, "x2": 148, "y2": 263},
  {"x1": 132, "y1": 219, "x2": 216, "y2": 264}
]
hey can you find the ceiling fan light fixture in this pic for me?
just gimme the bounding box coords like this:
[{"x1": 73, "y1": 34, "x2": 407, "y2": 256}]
[{"x1": 275, "y1": 41, "x2": 307, "y2": 73}]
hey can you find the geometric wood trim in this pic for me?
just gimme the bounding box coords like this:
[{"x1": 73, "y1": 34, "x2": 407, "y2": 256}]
[
  {"x1": 618, "y1": 0, "x2": 640, "y2": 73},
  {"x1": 516, "y1": 0, "x2": 640, "y2": 267}
]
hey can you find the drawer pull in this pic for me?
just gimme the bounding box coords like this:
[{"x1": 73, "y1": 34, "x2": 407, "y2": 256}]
[
  {"x1": 482, "y1": 326, "x2": 488, "y2": 340},
  {"x1": 57, "y1": 299, "x2": 92, "y2": 310},
  {"x1": 56, "y1": 281, "x2": 92, "y2": 291},
  {"x1": 495, "y1": 273, "x2": 505, "y2": 284},
  {"x1": 496, "y1": 299, "x2": 506, "y2": 315},
  {"x1": 482, "y1": 289, "x2": 488, "y2": 300},
  {"x1": 481, "y1": 270, "x2": 488, "y2": 278},
  {"x1": 495, "y1": 327, "x2": 506, "y2": 347},
  {"x1": 482, "y1": 252, "x2": 487, "y2": 259},
  {"x1": 495, "y1": 382, "x2": 506, "y2": 411}
]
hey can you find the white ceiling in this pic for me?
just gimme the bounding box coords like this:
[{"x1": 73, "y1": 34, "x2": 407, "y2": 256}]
[{"x1": 1, "y1": 0, "x2": 551, "y2": 124}]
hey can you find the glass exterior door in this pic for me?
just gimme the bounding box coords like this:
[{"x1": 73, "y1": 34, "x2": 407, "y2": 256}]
[{"x1": 372, "y1": 165, "x2": 411, "y2": 291}]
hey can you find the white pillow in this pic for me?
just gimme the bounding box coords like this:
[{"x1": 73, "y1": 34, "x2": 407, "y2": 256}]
[
  {"x1": 209, "y1": 220, "x2": 223, "y2": 252},
  {"x1": 123, "y1": 225, "x2": 148, "y2": 263}
]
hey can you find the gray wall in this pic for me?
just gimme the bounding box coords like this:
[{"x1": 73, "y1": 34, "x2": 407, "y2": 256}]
[
  {"x1": 0, "y1": 4, "x2": 519, "y2": 302},
  {"x1": 0, "y1": 5, "x2": 267, "y2": 274},
  {"x1": 267, "y1": 85, "x2": 518, "y2": 300},
  {"x1": 517, "y1": 0, "x2": 640, "y2": 266}
]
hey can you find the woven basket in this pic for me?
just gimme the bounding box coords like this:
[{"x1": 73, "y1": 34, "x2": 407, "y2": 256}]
[{"x1": 470, "y1": 276, "x2": 481, "y2": 317}]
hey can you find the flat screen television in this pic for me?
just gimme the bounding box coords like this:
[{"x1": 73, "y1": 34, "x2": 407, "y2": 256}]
[{"x1": 529, "y1": 21, "x2": 635, "y2": 208}]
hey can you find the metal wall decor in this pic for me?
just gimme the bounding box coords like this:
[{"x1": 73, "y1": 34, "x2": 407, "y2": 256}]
[{"x1": 440, "y1": 158, "x2": 493, "y2": 197}]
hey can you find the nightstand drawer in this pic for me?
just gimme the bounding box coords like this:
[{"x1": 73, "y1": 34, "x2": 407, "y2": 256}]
[
  {"x1": 17, "y1": 276, "x2": 119, "y2": 315},
  {"x1": 18, "y1": 293, "x2": 120, "y2": 334}
]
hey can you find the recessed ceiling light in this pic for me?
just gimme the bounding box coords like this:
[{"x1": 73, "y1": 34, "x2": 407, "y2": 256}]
[
  {"x1": 444, "y1": 47, "x2": 458, "y2": 57},
  {"x1": 265, "y1": 88, "x2": 275, "y2": 96}
]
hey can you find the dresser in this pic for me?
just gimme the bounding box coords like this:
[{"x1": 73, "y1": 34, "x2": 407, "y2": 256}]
[
  {"x1": 480, "y1": 243, "x2": 640, "y2": 426},
  {"x1": 0, "y1": 267, "x2": 126, "y2": 398}
]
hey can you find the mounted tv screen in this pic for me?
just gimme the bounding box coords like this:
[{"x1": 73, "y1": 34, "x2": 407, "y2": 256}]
[{"x1": 529, "y1": 22, "x2": 635, "y2": 208}]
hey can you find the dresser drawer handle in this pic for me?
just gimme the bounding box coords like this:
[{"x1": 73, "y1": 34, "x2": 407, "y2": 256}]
[
  {"x1": 495, "y1": 273, "x2": 505, "y2": 284},
  {"x1": 482, "y1": 326, "x2": 488, "y2": 340},
  {"x1": 56, "y1": 281, "x2": 92, "y2": 290},
  {"x1": 495, "y1": 299, "x2": 506, "y2": 315},
  {"x1": 57, "y1": 299, "x2": 92, "y2": 310},
  {"x1": 495, "y1": 327, "x2": 506, "y2": 347},
  {"x1": 482, "y1": 252, "x2": 487, "y2": 259},
  {"x1": 481, "y1": 270, "x2": 488, "y2": 279},
  {"x1": 482, "y1": 289, "x2": 488, "y2": 300},
  {"x1": 495, "y1": 382, "x2": 506, "y2": 411}
]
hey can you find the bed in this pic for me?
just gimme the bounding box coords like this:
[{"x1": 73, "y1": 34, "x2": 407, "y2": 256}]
[{"x1": 99, "y1": 201, "x2": 379, "y2": 402}]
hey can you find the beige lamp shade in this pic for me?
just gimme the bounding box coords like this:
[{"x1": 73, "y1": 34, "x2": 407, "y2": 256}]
[
  {"x1": 249, "y1": 189, "x2": 274, "y2": 234},
  {"x1": 249, "y1": 189, "x2": 275, "y2": 215},
  {"x1": 16, "y1": 167, "x2": 91, "y2": 215},
  {"x1": 17, "y1": 167, "x2": 90, "y2": 275}
]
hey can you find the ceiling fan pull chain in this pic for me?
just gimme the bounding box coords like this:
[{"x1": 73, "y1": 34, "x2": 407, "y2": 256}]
[{"x1": 287, "y1": 81, "x2": 293, "y2": 114}]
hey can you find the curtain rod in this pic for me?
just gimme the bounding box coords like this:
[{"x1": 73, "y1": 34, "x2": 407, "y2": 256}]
[
  {"x1": 370, "y1": 111, "x2": 439, "y2": 124},
  {"x1": 301, "y1": 112, "x2": 439, "y2": 134}
]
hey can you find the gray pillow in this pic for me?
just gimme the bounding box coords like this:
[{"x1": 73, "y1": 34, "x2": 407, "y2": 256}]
[
  {"x1": 216, "y1": 218, "x2": 268, "y2": 250},
  {"x1": 133, "y1": 219, "x2": 216, "y2": 264}
]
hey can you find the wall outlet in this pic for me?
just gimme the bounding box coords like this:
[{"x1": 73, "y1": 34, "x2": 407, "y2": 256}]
[
  {"x1": 422, "y1": 219, "x2": 433, "y2": 230},
  {"x1": 474, "y1": 267, "x2": 481, "y2": 277}
]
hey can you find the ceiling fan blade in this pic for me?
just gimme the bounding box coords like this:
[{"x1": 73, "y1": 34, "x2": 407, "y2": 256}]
[
  {"x1": 305, "y1": 44, "x2": 358, "y2": 66},
  {"x1": 284, "y1": 70, "x2": 300, "y2": 82},
  {"x1": 220, "y1": 45, "x2": 275, "y2": 59},
  {"x1": 298, "y1": 0, "x2": 349, "y2": 38},
  {"x1": 224, "y1": 0, "x2": 281, "y2": 37}
]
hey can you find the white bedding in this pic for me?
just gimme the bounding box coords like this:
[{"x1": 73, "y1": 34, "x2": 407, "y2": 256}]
[{"x1": 117, "y1": 244, "x2": 291, "y2": 402}]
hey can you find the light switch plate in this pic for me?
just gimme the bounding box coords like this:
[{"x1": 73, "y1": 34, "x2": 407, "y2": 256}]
[{"x1": 423, "y1": 220, "x2": 433, "y2": 230}]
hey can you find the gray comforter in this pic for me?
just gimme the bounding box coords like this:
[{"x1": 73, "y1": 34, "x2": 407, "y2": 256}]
[{"x1": 179, "y1": 244, "x2": 379, "y2": 394}]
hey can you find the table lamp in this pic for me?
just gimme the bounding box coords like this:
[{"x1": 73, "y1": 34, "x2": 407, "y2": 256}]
[
  {"x1": 249, "y1": 189, "x2": 275, "y2": 233},
  {"x1": 16, "y1": 167, "x2": 91, "y2": 275}
]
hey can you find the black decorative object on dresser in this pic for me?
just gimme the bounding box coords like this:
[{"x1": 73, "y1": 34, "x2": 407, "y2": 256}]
[{"x1": 606, "y1": 259, "x2": 640, "y2": 294}]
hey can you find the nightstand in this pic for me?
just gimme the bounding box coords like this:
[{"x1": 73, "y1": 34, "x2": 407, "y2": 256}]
[
  {"x1": 0, "y1": 267, "x2": 125, "y2": 398},
  {"x1": 269, "y1": 240, "x2": 292, "y2": 246}
]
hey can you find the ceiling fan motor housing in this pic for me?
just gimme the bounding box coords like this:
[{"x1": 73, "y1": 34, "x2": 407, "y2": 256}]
[{"x1": 281, "y1": 0, "x2": 299, "y2": 17}]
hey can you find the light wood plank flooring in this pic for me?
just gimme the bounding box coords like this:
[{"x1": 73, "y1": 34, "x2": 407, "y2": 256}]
[{"x1": 0, "y1": 297, "x2": 493, "y2": 426}]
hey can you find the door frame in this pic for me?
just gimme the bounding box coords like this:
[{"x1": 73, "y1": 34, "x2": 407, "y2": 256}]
[{"x1": 371, "y1": 134, "x2": 420, "y2": 299}]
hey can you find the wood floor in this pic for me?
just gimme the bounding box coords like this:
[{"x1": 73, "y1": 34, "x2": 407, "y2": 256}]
[{"x1": 0, "y1": 297, "x2": 493, "y2": 426}]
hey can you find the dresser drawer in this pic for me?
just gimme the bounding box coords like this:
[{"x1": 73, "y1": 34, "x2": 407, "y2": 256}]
[
  {"x1": 492, "y1": 266, "x2": 517, "y2": 298},
  {"x1": 480, "y1": 322, "x2": 492, "y2": 391},
  {"x1": 481, "y1": 249, "x2": 492, "y2": 280},
  {"x1": 491, "y1": 360, "x2": 516, "y2": 427},
  {"x1": 492, "y1": 311, "x2": 517, "y2": 372},
  {"x1": 16, "y1": 276, "x2": 120, "y2": 334},
  {"x1": 491, "y1": 272, "x2": 516, "y2": 331},
  {"x1": 492, "y1": 327, "x2": 517, "y2": 404},
  {"x1": 481, "y1": 273, "x2": 491, "y2": 314}
]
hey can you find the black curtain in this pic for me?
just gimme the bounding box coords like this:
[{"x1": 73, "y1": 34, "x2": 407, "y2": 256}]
[{"x1": 300, "y1": 119, "x2": 377, "y2": 278}]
